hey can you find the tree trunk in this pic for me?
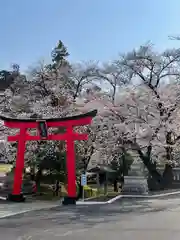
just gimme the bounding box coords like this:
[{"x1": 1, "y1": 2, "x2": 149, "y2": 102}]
[
  {"x1": 103, "y1": 173, "x2": 108, "y2": 195},
  {"x1": 162, "y1": 164, "x2": 173, "y2": 189},
  {"x1": 122, "y1": 148, "x2": 127, "y2": 176},
  {"x1": 35, "y1": 169, "x2": 42, "y2": 192},
  {"x1": 165, "y1": 132, "x2": 173, "y2": 161},
  {"x1": 113, "y1": 179, "x2": 118, "y2": 192},
  {"x1": 137, "y1": 146, "x2": 164, "y2": 185},
  {"x1": 163, "y1": 131, "x2": 173, "y2": 188},
  {"x1": 82, "y1": 145, "x2": 95, "y2": 172},
  {"x1": 30, "y1": 167, "x2": 35, "y2": 181},
  {"x1": 138, "y1": 146, "x2": 173, "y2": 189}
]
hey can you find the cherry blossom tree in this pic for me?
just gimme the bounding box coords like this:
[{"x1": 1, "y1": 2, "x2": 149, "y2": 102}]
[
  {"x1": 74, "y1": 44, "x2": 180, "y2": 179},
  {"x1": 0, "y1": 62, "x2": 100, "y2": 178},
  {"x1": 2, "y1": 39, "x2": 180, "y2": 191},
  {"x1": 118, "y1": 43, "x2": 180, "y2": 181},
  {"x1": 77, "y1": 73, "x2": 180, "y2": 187}
]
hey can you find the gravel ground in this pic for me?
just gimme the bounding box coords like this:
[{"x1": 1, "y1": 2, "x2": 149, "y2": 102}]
[{"x1": 1, "y1": 197, "x2": 180, "y2": 240}]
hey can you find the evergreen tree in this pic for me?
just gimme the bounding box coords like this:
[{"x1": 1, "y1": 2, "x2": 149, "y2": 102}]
[{"x1": 51, "y1": 40, "x2": 69, "y2": 67}]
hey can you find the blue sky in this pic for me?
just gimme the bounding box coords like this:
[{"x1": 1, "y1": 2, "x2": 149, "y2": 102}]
[{"x1": 1, "y1": 0, "x2": 180, "y2": 71}]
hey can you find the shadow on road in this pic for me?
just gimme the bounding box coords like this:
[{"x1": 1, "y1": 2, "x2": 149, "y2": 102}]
[
  {"x1": 0, "y1": 197, "x2": 180, "y2": 240},
  {"x1": 0, "y1": 198, "x2": 174, "y2": 229}
]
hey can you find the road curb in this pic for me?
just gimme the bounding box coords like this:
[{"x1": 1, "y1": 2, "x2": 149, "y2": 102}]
[
  {"x1": 1, "y1": 191, "x2": 180, "y2": 218},
  {"x1": 77, "y1": 190, "x2": 180, "y2": 205}
]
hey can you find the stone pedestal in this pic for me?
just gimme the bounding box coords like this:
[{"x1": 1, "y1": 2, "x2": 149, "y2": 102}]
[
  {"x1": 122, "y1": 159, "x2": 148, "y2": 195},
  {"x1": 122, "y1": 176, "x2": 148, "y2": 195}
]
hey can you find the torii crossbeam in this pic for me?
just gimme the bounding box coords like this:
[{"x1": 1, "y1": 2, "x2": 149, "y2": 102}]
[{"x1": 0, "y1": 110, "x2": 97, "y2": 204}]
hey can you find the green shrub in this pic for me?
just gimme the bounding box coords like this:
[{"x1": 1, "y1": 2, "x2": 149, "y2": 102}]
[{"x1": 83, "y1": 186, "x2": 98, "y2": 198}]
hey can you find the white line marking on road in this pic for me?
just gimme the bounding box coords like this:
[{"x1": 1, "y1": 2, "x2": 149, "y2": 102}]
[
  {"x1": 0, "y1": 204, "x2": 60, "y2": 219},
  {"x1": 77, "y1": 201, "x2": 106, "y2": 205},
  {"x1": 63, "y1": 230, "x2": 73, "y2": 236},
  {"x1": 54, "y1": 229, "x2": 88, "y2": 237},
  {"x1": 0, "y1": 210, "x2": 32, "y2": 219},
  {"x1": 0, "y1": 196, "x2": 6, "y2": 200}
]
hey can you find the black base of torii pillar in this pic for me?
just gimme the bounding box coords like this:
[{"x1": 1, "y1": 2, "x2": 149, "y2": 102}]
[
  {"x1": 0, "y1": 110, "x2": 97, "y2": 204},
  {"x1": 62, "y1": 196, "x2": 77, "y2": 205},
  {"x1": 7, "y1": 193, "x2": 26, "y2": 202}
]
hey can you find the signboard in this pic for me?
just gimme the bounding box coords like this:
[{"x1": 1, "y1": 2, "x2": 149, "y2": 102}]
[{"x1": 81, "y1": 174, "x2": 87, "y2": 186}]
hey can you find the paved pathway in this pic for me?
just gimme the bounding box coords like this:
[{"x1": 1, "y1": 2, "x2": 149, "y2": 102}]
[
  {"x1": 0, "y1": 197, "x2": 180, "y2": 239},
  {"x1": 0, "y1": 200, "x2": 60, "y2": 218}
]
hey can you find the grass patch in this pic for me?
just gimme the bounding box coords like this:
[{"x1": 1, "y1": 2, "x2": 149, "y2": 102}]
[
  {"x1": 33, "y1": 183, "x2": 67, "y2": 201},
  {"x1": 33, "y1": 183, "x2": 120, "y2": 201}
]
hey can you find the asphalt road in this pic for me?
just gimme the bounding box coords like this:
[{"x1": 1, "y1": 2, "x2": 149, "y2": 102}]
[{"x1": 1, "y1": 198, "x2": 180, "y2": 240}]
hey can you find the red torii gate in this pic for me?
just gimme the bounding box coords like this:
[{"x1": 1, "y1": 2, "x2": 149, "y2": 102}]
[{"x1": 0, "y1": 110, "x2": 97, "y2": 204}]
